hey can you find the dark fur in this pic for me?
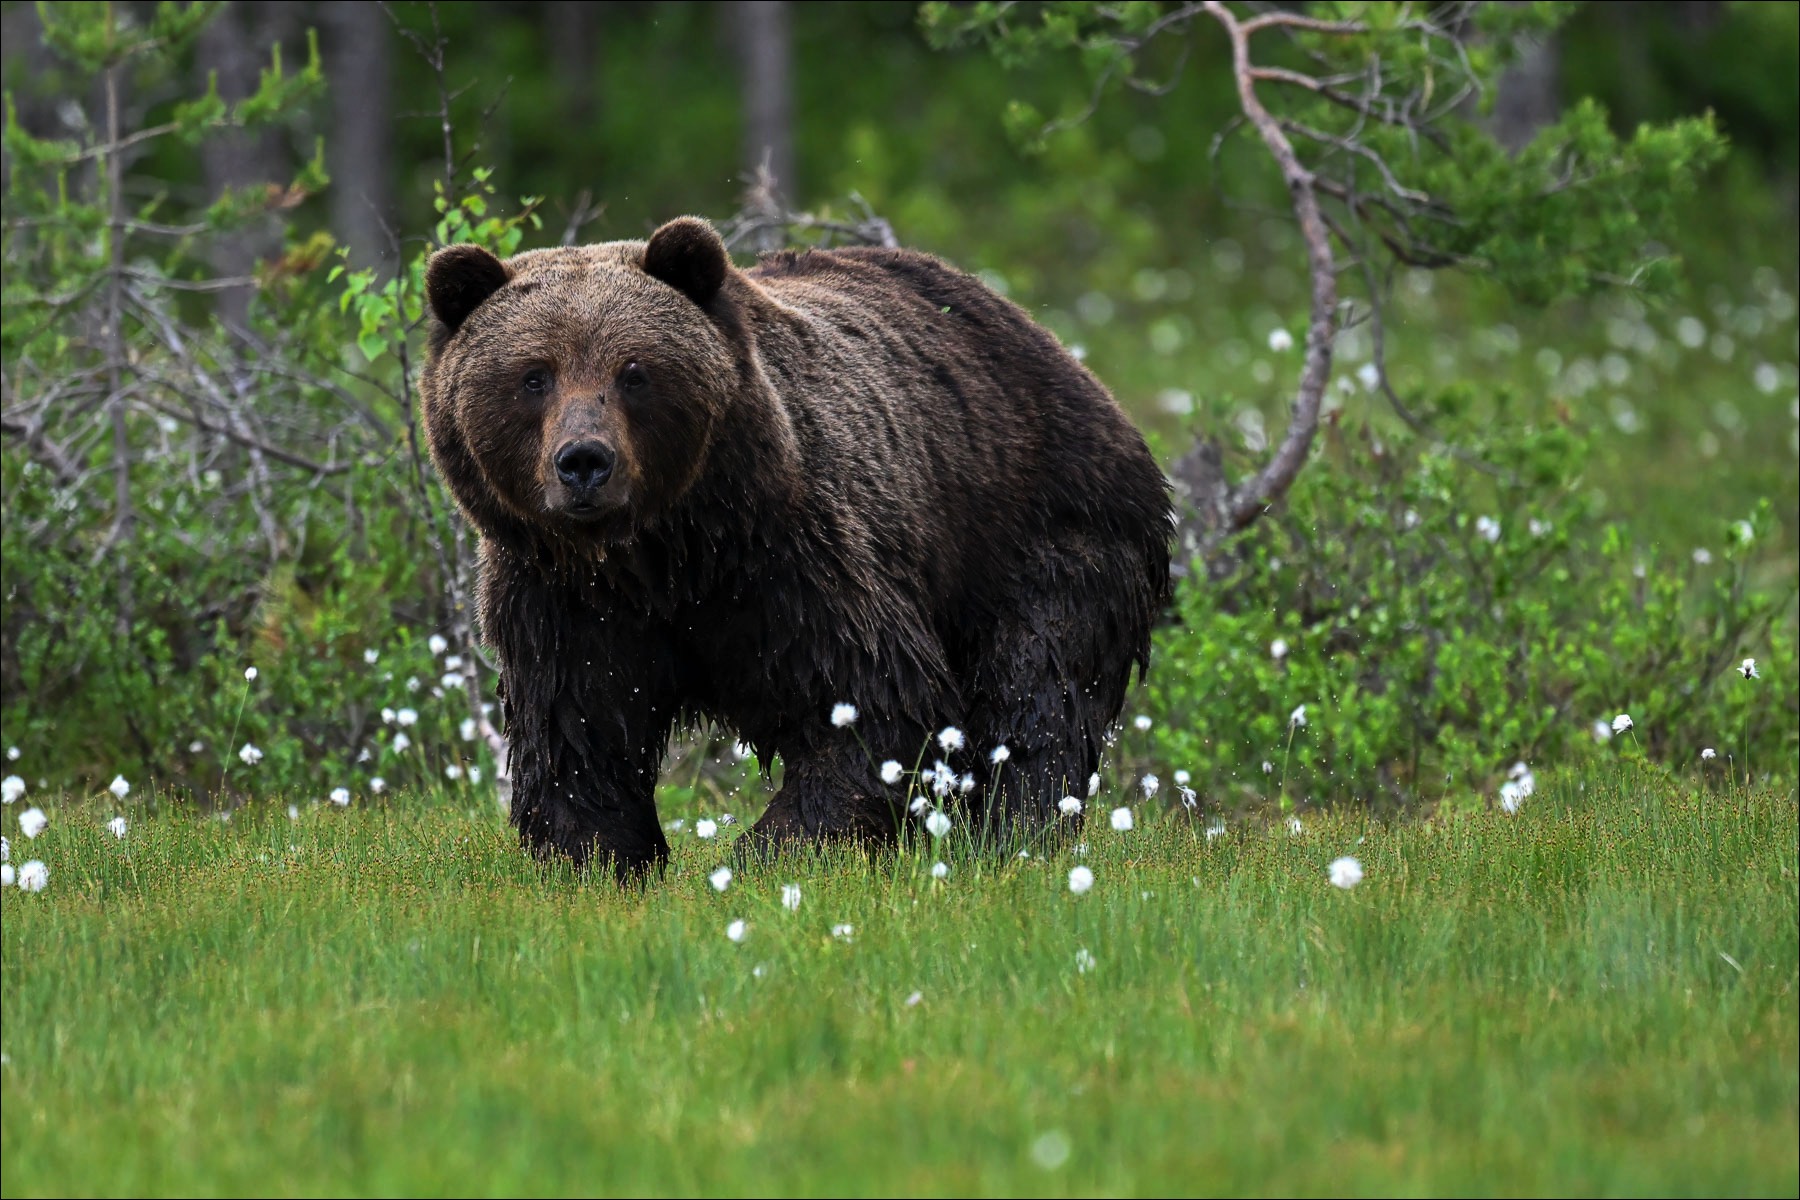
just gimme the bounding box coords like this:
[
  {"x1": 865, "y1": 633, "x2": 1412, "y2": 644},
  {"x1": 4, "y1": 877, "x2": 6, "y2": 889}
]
[{"x1": 420, "y1": 217, "x2": 1171, "y2": 879}]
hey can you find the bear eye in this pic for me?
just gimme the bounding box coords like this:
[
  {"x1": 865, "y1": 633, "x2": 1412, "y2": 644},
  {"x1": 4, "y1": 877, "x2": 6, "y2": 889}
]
[
  {"x1": 619, "y1": 363, "x2": 649, "y2": 394},
  {"x1": 522, "y1": 368, "x2": 552, "y2": 396}
]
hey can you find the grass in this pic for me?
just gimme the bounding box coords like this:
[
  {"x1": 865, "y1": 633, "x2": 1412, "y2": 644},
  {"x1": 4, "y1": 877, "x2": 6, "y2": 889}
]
[{"x1": 2, "y1": 769, "x2": 1795, "y2": 1197}]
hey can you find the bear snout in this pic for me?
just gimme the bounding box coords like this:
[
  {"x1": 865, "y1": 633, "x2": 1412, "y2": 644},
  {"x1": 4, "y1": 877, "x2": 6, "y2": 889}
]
[{"x1": 553, "y1": 440, "x2": 616, "y2": 496}]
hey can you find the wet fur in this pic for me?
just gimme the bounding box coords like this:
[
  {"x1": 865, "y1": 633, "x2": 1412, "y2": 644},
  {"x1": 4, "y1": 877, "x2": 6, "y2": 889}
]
[{"x1": 420, "y1": 219, "x2": 1171, "y2": 880}]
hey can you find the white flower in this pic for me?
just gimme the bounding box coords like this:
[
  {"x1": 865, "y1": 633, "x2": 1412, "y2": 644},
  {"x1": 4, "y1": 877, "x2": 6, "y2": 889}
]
[
  {"x1": 880, "y1": 760, "x2": 904, "y2": 785},
  {"x1": 937, "y1": 726, "x2": 965, "y2": 753},
  {"x1": 1287, "y1": 816, "x2": 1304, "y2": 835},
  {"x1": 445, "y1": 765, "x2": 463, "y2": 781},
  {"x1": 830, "y1": 702, "x2": 858, "y2": 727},
  {"x1": 909, "y1": 795, "x2": 929, "y2": 816},
  {"x1": 1087, "y1": 772, "x2": 1100, "y2": 797},
  {"x1": 1530, "y1": 518, "x2": 1552, "y2": 538},
  {"x1": 1074, "y1": 947, "x2": 1096, "y2": 973},
  {"x1": 1058, "y1": 795, "x2": 1082, "y2": 816},
  {"x1": 287, "y1": 804, "x2": 300, "y2": 821},
  {"x1": 989, "y1": 744, "x2": 1011, "y2": 764},
  {"x1": 405, "y1": 676, "x2": 420, "y2": 693},
  {"x1": 106, "y1": 816, "x2": 127, "y2": 839},
  {"x1": 189, "y1": 740, "x2": 206, "y2": 754},
  {"x1": 1475, "y1": 515, "x2": 1501, "y2": 543},
  {"x1": 959, "y1": 773, "x2": 975, "y2": 794},
  {"x1": 238, "y1": 743, "x2": 263, "y2": 766},
  {"x1": 931, "y1": 861, "x2": 949, "y2": 880},
  {"x1": 1, "y1": 775, "x2": 23, "y2": 804},
  {"x1": 1067, "y1": 866, "x2": 1095, "y2": 895},
  {"x1": 381, "y1": 707, "x2": 396, "y2": 724},
  {"x1": 1328, "y1": 856, "x2": 1364, "y2": 889},
  {"x1": 726, "y1": 919, "x2": 748, "y2": 943},
  {"x1": 1739, "y1": 658, "x2": 1759, "y2": 680},
  {"x1": 928, "y1": 760, "x2": 955, "y2": 797},
  {"x1": 1731, "y1": 519, "x2": 1754, "y2": 545},
  {"x1": 0, "y1": 864, "x2": 11, "y2": 887},
  {"x1": 459, "y1": 718, "x2": 479, "y2": 742},
  {"x1": 1263, "y1": 760, "x2": 1274, "y2": 774},
  {"x1": 363, "y1": 648, "x2": 379, "y2": 665},
  {"x1": 0, "y1": 834, "x2": 8, "y2": 861},
  {"x1": 444, "y1": 655, "x2": 463, "y2": 672},
  {"x1": 441, "y1": 672, "x2": 467, "y2": 691},
  {"x1": 109, "y1": 775, "x2": 130, "y2": 800},
  {"x1": 18, "y1": 860, "x2": 48, "y2": 893},
  {"x1": 1692, "y1": 547, "x2": 1713, "y2": 565},
  {"x1": 1270, "y1": 638, "x2": 1289, "y2": 661},
  {"x1": 781, "y1": 884, "x2": 802, "y2": 912},
  {"x1": 1178, "y1": 785, "x2": 1198, "y2": 810},
  {"x1": 468, "y1": 766, "x2": 482, "y2": 784},
  {"x1": 330, "y1": 787, "x2": 351, "y2": 806},
  {"x1": 1592, "y1": 719, "x2": 1613, "y2": 743},
  {"x1": 19, "y1": 807, "x2": 48, "y2": 839},
  {"x1": 244, "y1": 666, "x2": 258, "y2": 682},
  {"x1": 831, "y1": 923, "x2": 854, "y2": 942},
  {"x1": 1132, "y1": 714, "x2": 1152, "y2": 732},
  {"x1": 1289, "y1": 705, "x2": 1308, "y2": 729},
  {"x1": 1205, "y1": 819, "x2": 1227, "y2": 842},
  {"x1": 428, "y1": 634, "x2": 449, "y2": 656},
  {"x1": 1701, "y1": 748, "x2": 1717, "y2": 761},
  {"x1": 1140, "y1": 774, "x2": 1159, "y2": 798},
  {"x1": 1499, "y1": 780, "x2": 1527, "y2": 814},
  {"x1": 1612, "y1": 713, "x2": 1634, "y2": 734},
  {"x1": 1109, "y1": 806, "x2": 1134, "y2": 832},
  {"x1": 924, "y1": 810, "x2": 952, "y2": 838},
  {"x1": 370, "y1": 777, "x2": 386, "y2": 794},
  {"x1": 1356, "y1": 361, "x2": 1381, "y2": 391},
  {"x1": 396, "y1": 708, "x2": 419, "y2": 727},
  {"x1": 696, "y1": 818, "x2": 719, "y2": 839},
  {"x1": 1267, "y1": 327, "x2": 1294, "y2": 353},
  {"x1": 392, "y1": 733, "x2": 412, "y2": 753},
  {"x1": 709, "y1": 867, "x2": 733, "y2": 892},
  {"x1": 905, "y1": 990, "x2": 924, "y2": 1007},
  {"x1": 4, "y1": 746, "x2": 15, "y2": 761},
  {"x1": 1173, "y1": 769, "x2": 1191, "y2": 786}
]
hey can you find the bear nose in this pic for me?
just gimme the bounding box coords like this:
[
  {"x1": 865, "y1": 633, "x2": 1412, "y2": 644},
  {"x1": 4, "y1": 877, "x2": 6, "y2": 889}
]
[{"x1": 554, "y1": 441, "x2": 615, "y2": 491}]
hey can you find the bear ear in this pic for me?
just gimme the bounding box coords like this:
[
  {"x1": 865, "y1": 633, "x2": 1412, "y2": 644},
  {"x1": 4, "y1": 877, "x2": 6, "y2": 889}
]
[
  {"x1": 643, "y1": 217, "x2": 729, "y2": 307},
  {"x1": 426, "y1": 244, "x2": 512, "y2": 334}
]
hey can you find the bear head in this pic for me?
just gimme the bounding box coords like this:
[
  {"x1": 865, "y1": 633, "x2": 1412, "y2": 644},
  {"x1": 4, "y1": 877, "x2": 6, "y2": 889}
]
[{"x1": 420, "y1": 217, "x2": 741, "y2": 550}]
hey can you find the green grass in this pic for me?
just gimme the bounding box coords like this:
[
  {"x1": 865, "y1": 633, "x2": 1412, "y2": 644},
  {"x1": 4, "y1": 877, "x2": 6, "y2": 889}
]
[{"x1": 3, "y1": 771, "x2": 1796, "y2": 1197}]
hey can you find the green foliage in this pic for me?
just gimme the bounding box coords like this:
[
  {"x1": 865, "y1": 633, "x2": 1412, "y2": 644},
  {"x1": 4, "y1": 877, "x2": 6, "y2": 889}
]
[
  {"x1": 2, "y1": 776, "x2": 1795, "y2": 1194},
  {"x1": 1138, "y1": 413, "x2": 1797, "y2": 812}
]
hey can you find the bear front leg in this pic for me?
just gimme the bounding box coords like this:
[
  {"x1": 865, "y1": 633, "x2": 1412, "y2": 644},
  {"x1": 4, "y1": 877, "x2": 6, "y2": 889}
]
[
  {"x1": 743, "y1": 752, "x2": 904, "y2": 862},
  {"x1": 484, "y1": 554, "x2": 677, "y2": 882}
]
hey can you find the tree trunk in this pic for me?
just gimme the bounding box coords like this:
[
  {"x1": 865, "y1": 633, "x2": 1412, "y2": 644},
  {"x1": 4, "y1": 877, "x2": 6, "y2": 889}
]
[
  {"x1": 321, "y1": 1, "x2": 395, "y2": 272},
  {"x1": 1491, "y1": 29, "x2": 1561, "y2": 152},
  {"x1": 729, "y1": 0, "x2": 795, "y2": 252}
]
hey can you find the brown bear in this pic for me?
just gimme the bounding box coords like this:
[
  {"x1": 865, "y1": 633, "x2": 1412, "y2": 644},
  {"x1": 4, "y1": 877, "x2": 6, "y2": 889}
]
[{"x1": 420, "y1": 217, "x2": 1171, "y2": 879}]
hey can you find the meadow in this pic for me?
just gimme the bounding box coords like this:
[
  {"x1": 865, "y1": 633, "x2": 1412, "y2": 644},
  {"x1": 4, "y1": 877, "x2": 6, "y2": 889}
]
[{"x1": 2, "y1": 768, "x2": 1795, "y2": 1196}]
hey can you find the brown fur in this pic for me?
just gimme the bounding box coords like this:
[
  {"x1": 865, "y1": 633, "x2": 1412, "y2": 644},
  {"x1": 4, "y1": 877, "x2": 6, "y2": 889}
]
[{"x1": 420, "y1": 217, "x2": 1171, "y2": 879}]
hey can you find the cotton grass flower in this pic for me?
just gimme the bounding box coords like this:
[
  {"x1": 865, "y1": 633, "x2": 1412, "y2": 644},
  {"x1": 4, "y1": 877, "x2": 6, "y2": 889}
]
[
  {"x1": 1173, "y1": 769, "x2": 1190, "y2": 786},
  {"x1": 1701, "y1": 747, "x2": 1717, "y2": 761},
  {"x1": 428, "y1": 634, "x2": 448, "y2": 656},
  {"x1": 106, "y1": 816, "x2": 127, "y2": 839},
  {"x1": 1475, "y1": 515, "x2": 1502, "y2": 543},
  {"x1": 381, "y1": 708, "x2": 396, "y2": 724},
  {"x1": 1087, "y1": 772, "x2": 1100, "y2": 797},
  {"x1": 831, "y1": 923, "x2": 854, "y2": 942},
  {"x1": 1, "y1": 835, "x2": 8, "y2": 862},
  {"x1": 709, "y1": 866, "x2": 733, "y2": 892},
  {"x1": 444, "y1": 765, "x2": 463, "y2": 781},
  {"x1": 830, "y1": 702, "x2": 858, "y2": 727},
  {"x1": 1499, "y1": 780, "x2": 1528, "y2": 814},
  {"x1": 989, "y1": 744, "x2": 1011, "y2": 764},
  {"x1": 931, "y1": 861, "x2": 949, "y2": 880},
  {"x1": 695, "y1": 818, "x2": 719, "y2": 839},
  {"x1": 1074, "y1": 947, "x2": 1096, "y2": 974},
  {"x1": 781, "y1": 884, "x2": 802, "y2": 912},
  {"x1": 238, "y1": 743, "x2": 263, "y2": 766},
  {"x1": 1133, "y1": 714, "x2": 1152, "y2": 732},
  {"x1": 396, "y1": 708, "x2": 419, "y2": 727},
  {"x1": 19, "y1": 807, "x2": 47, "y2": 839},
  {"x1": 1328, "y1": 856, "x2": 1364, "y2": 889},
  {"x1": 726, "y1": 919, "x2": 748, "y2": 943},
  {"x1": 937, "y1": 726, "x2": 965, "y2": 752},
  {"x1": 329, "y1": 787, "x2": 351, "y2": 807},
  {"x1": 4, "y1": 746, "x2": 16, "y2": 761},
  {"x1": 924, "y1": 810, "x2": 952, "y2": 838},
  {"x1": 364, "y1": 648, "x2": 379, "y2": 665},
  {"x1": 1, "y1": 775, "x2": 22, "y2": 805},
  {"x1": 1140, "y1": 774, "x2": 1159, "y2": 798},
  {"x1": 1739, "y1": 657, "x2": 1759, "y2": 679},
  {"x1": 1067, "y1": 865, "x2": 1095, "y2": 895},
  {"x1": 1612, "y1": 713, "x2": 1634, "y2": 734},
  {"x1": 880, "y1": 760, "x2": 904, "y2": 785},
  {"x1": 1058, "y1": 795, "x2": 1082, "y2": 816},
  {"x1": 370, "y1": 777, "x2": 386, "y2": 794},
  {"x1": 1289, "y1": 705, "x2": 1307, "y2": 729},
  {"x1": 0, "y1": 864, "x2": 12, "y2": 887},
  {"x1": 243, "y1": 666, "x2": 258, "y2": 683},
  {"x1": 17, "y1": 860, "x2": 48, "y2": 893},
  {"x1": 1109, "y1": 806, "x2": 1134, "y2": 832},
  {"x1": 109, "y1": 775, "x2": 130, "y2": 800},
  {"x1": 1267, "y1": 327, "x2": 1294, "y2": 353},
  {"x1": 1270, "y1": 638, "x2": 1289, "y2": 661},
  {"x1": 392, "y1": 733, "x2": 412, "y2": 753},
  {"x1": 460, "y1": 718, "x2": 479, "y2": 742},
  {"x1": 909, "y1": 795, "x2": 930, "y2": 816},
  {"x1": 1592, "y1": 719, "x2": 1613, "y2": 743}
]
